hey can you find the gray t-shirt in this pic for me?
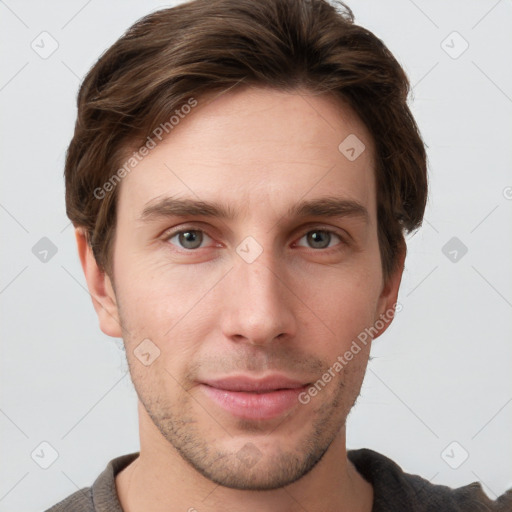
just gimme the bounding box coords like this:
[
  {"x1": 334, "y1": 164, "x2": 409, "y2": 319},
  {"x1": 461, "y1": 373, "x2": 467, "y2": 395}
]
[{"x1": 45, "y1": 448, "x2": 512, "y2": 511}]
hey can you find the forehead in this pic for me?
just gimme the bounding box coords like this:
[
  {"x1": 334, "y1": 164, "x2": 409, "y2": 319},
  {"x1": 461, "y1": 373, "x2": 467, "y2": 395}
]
[{"x1": 117, "y1": 86, "x2": 376, "y2": 222}]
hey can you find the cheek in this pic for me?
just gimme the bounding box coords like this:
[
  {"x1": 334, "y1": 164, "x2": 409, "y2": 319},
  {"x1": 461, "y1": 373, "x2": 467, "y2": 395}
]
[
  {"x1": 114, "y1": 254, "x2": 224, "y2": 357},
  {"x1": 115, "y1": 248, "x2": 195, "y2": 314},
  {"x1": 300, "y1": 261, "x2": 383, "y2": 340}
]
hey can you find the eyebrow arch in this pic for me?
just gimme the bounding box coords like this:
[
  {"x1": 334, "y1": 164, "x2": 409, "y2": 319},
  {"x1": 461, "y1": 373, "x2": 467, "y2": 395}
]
[
  {"x1": 287, "y1": 197, "x2": 368, "y2": 223},
  {"x1": 139, "y1": 196, "x2": 368, "y2": 224},
  {"x1": 140, "y1": 197, "x2": 235, "y2": 221}
]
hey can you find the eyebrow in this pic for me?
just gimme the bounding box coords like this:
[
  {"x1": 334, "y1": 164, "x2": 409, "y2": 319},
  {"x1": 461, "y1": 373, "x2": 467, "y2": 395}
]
[{"x1": 139, "y1": 196, "x2": 369, "y2": 224}]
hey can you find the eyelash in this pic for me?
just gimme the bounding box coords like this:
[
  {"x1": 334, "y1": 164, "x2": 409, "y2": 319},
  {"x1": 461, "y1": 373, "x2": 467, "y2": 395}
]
[{"x1": 162, "y1": 225, "x2": 347, "y2": 252}]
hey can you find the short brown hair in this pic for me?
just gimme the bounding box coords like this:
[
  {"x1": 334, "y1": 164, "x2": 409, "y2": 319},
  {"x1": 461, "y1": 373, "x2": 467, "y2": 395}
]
[{"x1": 65, "y1": 0, "x2": 427, "y2": 281}]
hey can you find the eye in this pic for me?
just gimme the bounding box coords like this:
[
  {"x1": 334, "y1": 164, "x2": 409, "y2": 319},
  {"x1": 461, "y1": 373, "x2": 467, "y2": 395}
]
[
  {"x1": 296, "y1": 229, "x2": 343, "y2": 249},
  {"x1": 166, "y1": 229, "x2": 212, "y2": 250}
]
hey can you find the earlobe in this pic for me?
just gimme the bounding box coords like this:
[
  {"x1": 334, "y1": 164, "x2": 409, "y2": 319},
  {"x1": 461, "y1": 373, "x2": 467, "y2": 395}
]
[{"x1": 75, "y1": 228, "x2": 123, "y2": 338}]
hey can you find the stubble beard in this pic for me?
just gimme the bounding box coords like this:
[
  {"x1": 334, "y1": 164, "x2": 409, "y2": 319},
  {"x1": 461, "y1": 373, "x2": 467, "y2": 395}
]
[{"x1": 132, "y1": 364, "x2": 360, "y2": 491}]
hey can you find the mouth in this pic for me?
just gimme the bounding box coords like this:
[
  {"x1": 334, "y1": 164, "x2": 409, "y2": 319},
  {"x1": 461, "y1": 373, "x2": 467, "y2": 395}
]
[{"x1": 198, "y1": 374, "x2": 311, "y2": 421}]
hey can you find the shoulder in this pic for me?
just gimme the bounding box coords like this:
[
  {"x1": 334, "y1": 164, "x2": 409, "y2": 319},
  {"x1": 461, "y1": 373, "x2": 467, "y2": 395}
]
[
  {"x1": 44, "y1": 452, "x2": 139, "y2": 512},
  {"x1": 44, "y1": 487, "x2": 93, "y2": 512},
  {"x1": 347, "y1": 448, "x2": 512, "y2": 512}
]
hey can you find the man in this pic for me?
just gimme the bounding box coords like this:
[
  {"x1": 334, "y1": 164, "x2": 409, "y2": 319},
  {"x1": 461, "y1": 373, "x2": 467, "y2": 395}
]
[{"x1": 47, "y1": 0, "x2": 511, "y2": 510}]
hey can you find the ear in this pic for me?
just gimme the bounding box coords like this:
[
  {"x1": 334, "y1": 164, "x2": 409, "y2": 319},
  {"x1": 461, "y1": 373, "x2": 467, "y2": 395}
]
[
  {"x1": 373, "y1": 244, "x2": 406, "y2": 340},
  {"x1": 75, "y1": 228, "x2": 123, "y2": 338}
]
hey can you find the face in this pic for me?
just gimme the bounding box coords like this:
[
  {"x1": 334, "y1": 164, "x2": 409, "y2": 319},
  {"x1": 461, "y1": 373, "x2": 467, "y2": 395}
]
[{"x1": 88, "y1": 86, "x2": 402, "y2": 490}]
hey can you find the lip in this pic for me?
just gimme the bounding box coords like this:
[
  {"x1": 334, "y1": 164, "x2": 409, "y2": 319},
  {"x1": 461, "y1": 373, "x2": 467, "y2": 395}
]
[{"x1": 199, "y1": 374, "x2": 310, "y2": 421}]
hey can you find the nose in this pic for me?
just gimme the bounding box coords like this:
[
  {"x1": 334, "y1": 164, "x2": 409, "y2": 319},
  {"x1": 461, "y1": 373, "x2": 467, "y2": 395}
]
[{"x1": 219, "y1": 251, "x2": 297, "y2": 347}]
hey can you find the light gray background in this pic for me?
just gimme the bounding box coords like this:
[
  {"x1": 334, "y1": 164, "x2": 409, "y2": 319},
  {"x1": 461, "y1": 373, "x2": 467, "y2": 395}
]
[{"x1": 1, "y1": 0, "x2": 511, "y2": 510}]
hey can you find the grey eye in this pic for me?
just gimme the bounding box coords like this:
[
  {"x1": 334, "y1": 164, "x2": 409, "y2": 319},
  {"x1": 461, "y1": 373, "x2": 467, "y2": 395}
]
[
  {"x1": 170, "y1": 230, "x2": 205, "y2": 249},
  {"x1": 307, "y1": 231, "x2": 331, "y2": 248},
  {"x1": 297, "y1": 230, "x2": 341, "y2": 249}
]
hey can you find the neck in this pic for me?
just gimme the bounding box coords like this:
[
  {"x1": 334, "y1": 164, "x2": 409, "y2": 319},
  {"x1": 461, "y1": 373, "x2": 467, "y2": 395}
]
[{"x1": 116, "y1": 404, "x2": 373, "y2": 512}]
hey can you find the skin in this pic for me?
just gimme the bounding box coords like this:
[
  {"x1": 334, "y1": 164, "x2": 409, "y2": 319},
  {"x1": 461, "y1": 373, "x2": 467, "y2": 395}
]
[{"x1": 76, "y1": 86, "x2": 405, "y2": 512}]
